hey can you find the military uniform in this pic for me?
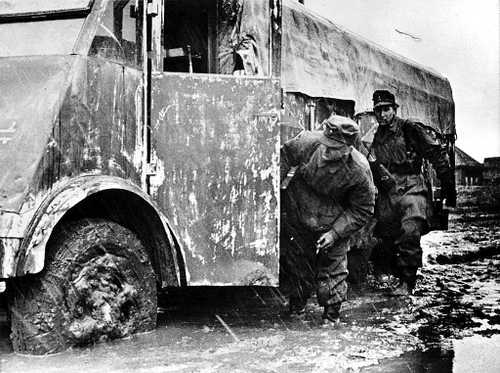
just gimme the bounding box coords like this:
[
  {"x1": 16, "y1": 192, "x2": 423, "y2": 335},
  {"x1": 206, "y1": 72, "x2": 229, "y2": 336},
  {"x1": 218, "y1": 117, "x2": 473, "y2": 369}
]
[
  {"x1": 280, "y1": 116, "x2": 375, "y2": 320},
  {"x1": 371, "y1": 111, "x2": 451, "y2": 289}
]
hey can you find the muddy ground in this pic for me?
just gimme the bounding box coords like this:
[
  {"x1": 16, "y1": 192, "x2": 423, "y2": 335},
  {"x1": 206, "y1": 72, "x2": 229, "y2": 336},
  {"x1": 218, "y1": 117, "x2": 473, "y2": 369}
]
[{"x1": 0, "y1": 210, "x2": 499, "y2": 372}]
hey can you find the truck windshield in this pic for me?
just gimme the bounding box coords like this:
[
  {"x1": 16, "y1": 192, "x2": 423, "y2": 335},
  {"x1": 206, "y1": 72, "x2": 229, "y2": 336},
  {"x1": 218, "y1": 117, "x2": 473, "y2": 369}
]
[
  {"x1": 0, "y1": 0, "x2": 93, "y2": 17},
  {"x1": 0, "y1": 0, "x2": 92, "y2": 57},
  {"x1": 0, "y1": 19, "x2": 85, "y2": 57}
]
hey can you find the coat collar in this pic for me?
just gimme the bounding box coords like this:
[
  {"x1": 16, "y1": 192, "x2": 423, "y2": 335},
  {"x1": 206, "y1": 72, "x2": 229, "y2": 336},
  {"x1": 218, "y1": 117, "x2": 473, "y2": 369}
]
[{"x1": 379, "y1": 116, "x2": 403, "y2": 133}]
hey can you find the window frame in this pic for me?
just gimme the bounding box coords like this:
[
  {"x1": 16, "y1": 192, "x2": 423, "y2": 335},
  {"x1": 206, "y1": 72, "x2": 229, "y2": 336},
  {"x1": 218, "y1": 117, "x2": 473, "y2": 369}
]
[{"x1": 158, "y1": 0, "x2": 275, "y2": 78}]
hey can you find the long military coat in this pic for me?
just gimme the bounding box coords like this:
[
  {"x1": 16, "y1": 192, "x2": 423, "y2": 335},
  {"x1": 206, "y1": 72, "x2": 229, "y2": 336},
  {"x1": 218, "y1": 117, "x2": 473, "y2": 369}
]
[
  {"x1": 281, "y1": 131, "x2": 375, "y2": 241},
  {"x1": 371, "y1": 116, "x2": 451, "y2": 224}
]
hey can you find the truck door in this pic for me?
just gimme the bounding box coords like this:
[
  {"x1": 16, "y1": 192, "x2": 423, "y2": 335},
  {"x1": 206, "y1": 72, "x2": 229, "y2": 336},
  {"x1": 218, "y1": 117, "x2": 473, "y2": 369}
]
[{"x1": 148, "y1": 0, "x2": 281, "y2": 286}]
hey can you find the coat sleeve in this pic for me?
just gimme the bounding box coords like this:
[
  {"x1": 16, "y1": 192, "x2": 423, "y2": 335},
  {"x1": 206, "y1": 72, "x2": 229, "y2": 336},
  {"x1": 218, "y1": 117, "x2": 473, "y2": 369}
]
[
  {"x1": 405, "y1": 121, "x2": 451, "y2": 177},
  {"x1": 280, "y1": 132, "x2": 306, "y2": 182},
  {"x1": 328, "y1": 166, "x2": 376, "y2": 240}
]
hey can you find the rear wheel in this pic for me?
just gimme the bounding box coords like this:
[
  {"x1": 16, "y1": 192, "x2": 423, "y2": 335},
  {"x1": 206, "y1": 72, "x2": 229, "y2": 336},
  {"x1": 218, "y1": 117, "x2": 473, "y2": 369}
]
[{"x1": 8, "y1": 219, "x2": 157, "y2": 354}]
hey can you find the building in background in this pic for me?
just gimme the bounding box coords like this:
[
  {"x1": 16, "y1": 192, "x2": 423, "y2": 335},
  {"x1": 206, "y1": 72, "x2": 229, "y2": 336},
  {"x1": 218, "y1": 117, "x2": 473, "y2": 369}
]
[
  {"x1": 455, "y1": 147, "x2": 483, "y2": 186},
  {"x1": 483, "y1": 157, "x2": 500, "y2": 185}
]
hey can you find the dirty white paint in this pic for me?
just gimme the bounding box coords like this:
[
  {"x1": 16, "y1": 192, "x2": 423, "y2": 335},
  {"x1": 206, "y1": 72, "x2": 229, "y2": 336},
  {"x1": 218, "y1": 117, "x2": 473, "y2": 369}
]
[
  {"x1": 158, "y1": 104, "x2": 174, "y2": 123},
  {"x1": 132, "y1": 83, "x2": 143, "y2": 171},
  {"x1": 187, "y1": 192, "x2": 199, "y2": 218},
  {"x1": 0, "y1": 211, "x2": 25, "y2": 238},
  {"x1": 147, "y1": 150, "x2": 166, "y2": 198},
  {"x1": 245, "y1": 238, "x2": 269, "y2": 256},
  {"x1": 0, "y1": 238, "x2": 21, "y2": 276},
  {"x1": 107, "y1": 158, "x2": 125, "y2": 174},
  {"x1": 181, "y1": 230, "x2": 206, "y2": 266},
  {"x1": 0, "y1": 121, "x2": 16, "y2": 145}
]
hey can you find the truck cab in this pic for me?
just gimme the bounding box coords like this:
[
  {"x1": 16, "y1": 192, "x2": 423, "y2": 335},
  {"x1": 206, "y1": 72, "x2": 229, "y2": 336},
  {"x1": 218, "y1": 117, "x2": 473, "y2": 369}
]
[
  {"x1": 0, "y1": 0, "x2": 456, "y2": 354},
  {"x1": 0, "y1": 0, "x2": 281, "y2": 354}
]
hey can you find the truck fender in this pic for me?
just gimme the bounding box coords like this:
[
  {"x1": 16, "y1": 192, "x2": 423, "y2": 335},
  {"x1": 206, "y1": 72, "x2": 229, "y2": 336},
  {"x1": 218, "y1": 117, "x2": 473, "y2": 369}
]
[{"x1": 16, "y1": 175, "x2": 184, "y2": 284}]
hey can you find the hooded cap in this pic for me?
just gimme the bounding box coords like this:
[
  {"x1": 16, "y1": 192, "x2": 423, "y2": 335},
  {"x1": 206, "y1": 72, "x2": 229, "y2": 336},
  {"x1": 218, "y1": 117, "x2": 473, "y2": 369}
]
[{"x1": 320, "y1": 114, "x2": 360, "y2": 146}]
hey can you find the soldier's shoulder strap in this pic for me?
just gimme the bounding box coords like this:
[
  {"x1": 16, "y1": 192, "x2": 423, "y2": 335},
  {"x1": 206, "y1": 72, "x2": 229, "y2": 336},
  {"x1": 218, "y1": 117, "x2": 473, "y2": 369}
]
[{"x1": 402, "y1": 119, "x2": 445, "y2": 142}]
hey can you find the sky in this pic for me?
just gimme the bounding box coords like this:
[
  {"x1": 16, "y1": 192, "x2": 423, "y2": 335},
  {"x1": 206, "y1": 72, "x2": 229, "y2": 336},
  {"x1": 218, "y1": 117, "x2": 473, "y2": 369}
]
[{"x1": 306, "y1": 0, "x2": 500, "y2": 162}]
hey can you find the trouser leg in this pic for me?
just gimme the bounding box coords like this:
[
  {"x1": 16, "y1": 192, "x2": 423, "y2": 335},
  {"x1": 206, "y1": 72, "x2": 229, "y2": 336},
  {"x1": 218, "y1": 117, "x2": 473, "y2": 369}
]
[
  {"x1": 372, "y1": 191, "x2": 400, "y2": 276},
  {"x1": 347, "y1": 218, "x2": 377, "y2": 286},
  {"x1": 316, "y1": 238, "x2": 349, "y2": 308},
  {"x1": 370, "y1": 236, "x2": 398, "y2": 276},
  {"x1": 394, "y1": 218, "x2": 424, "y2": 289},
  {"x1": 279, "y1": 223, "x2": 316, "y2": 306}
]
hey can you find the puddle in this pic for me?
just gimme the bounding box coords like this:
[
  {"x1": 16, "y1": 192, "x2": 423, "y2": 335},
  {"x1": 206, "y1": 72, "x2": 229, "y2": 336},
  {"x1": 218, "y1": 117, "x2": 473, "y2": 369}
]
[
  {"x1": 362, "y1": 334, "x2": 500, "y2": 373},
  {"x1": 453, "y1": 334, "x2": 500, "y2": 373}
]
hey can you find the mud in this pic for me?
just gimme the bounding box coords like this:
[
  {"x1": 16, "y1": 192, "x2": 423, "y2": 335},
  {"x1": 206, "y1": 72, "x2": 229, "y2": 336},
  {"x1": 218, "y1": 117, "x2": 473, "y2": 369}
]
[
  {"x1": 0, "y1": 213, "x2": 499, "y2": 372},
  {"x1": 455, "y1": 185, "x2": 500, "y2": 214},
  {"x1": 67, "y1": 254, "x2": 141, "y2": 343}
]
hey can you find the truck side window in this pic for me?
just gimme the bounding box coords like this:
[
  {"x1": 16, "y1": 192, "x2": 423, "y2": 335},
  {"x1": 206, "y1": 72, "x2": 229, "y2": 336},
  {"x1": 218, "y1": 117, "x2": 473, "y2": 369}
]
[
  {"x1": 164, "y1": 0, "x2": 215, "y2": 73},
  {"x1": 315, "y1": 98, "x2": 355, "y2": 126},
  {"x1": 89, "y1": 0, "x2": 142, "y2": 67},
  {"x1": 163, "y1": 0, "x2": 267, "y2": 76}
]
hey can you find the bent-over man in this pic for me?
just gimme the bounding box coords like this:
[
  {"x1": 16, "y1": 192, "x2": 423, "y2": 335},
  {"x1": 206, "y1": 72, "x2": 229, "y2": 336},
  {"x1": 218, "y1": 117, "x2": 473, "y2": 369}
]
[{"x1": 280, "y1": 114, "x2": 376, "y2": 324}]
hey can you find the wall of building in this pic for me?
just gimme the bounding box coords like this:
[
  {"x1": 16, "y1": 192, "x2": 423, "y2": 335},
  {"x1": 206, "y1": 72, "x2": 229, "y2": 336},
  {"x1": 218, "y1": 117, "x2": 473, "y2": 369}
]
[
  {"x1": 483, "y1": 157, "x2": 500, "y2": 184},
  {"x1": 456, "y1": 166, "x2": 483, "y2": 186}
]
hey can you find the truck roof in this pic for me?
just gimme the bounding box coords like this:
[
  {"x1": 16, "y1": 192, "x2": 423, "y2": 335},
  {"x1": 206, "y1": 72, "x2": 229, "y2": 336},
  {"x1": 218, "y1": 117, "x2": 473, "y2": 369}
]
[{"x1": 281, "y1": 0, "x2": 455, "y2": 134}]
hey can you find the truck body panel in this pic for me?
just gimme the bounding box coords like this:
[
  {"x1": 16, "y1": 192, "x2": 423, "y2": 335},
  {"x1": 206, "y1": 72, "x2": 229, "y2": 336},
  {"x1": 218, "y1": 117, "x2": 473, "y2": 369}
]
[{"x1": 150, "y1": 73, "x2": 280, "y2": 285}]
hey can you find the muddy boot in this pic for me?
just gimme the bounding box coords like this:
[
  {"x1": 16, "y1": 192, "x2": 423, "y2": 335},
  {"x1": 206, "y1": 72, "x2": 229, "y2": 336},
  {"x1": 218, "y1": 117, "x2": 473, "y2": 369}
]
[
  {"x1": 321, "y1": 303, "x2": 341, "y2": 326},
  {"x1": 283, "y1": 296, "x2": 307, "y2": 318},
  {"x1": 389, "y1": 280, "x2": 414, "y2": 297}
]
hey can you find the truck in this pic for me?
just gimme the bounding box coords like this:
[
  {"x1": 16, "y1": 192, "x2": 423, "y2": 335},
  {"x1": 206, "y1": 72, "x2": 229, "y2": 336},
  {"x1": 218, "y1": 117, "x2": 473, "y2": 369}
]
[{"x1": 0, "y1": 0, "x2": 455, "y2": 354}]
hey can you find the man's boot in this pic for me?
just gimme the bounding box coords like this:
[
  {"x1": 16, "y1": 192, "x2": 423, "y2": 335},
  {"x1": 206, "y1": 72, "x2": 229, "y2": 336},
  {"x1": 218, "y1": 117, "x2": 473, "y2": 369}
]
[
  {"x1": 284, "y1": 296, "x2": 307, "y2": 318},
  {"x1": 389, "y1": 278, "x2": 415, "y2": 297},
  {"x1": 322, "y1": 303, "x2": 341, "y2": 326}
]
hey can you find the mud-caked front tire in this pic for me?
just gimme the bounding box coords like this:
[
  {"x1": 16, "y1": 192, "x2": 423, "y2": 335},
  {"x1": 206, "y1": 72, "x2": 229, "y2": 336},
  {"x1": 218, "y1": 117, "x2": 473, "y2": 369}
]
[{"x1": 8, "y1": 219, "x2": 157, "y2": 354}]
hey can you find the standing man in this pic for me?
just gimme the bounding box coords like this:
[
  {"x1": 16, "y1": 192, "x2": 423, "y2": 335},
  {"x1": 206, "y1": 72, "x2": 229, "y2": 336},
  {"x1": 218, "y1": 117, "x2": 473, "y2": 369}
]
[
  {"x1": 280, "y1": 114, "x2": 376, "y2": 325},
  {"x1": 369, "y1": 90, "x2": 454, "y2": 296}
]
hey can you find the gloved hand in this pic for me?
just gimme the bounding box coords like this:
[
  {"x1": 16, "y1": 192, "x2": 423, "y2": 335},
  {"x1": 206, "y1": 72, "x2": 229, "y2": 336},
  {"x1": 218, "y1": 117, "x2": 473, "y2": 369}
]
[
  {"x1": 316, "y1": 230, "x2": 337, "y2": 253},
  {"x1": 370, "y1": 161, "x2": 396, "y2": 192},
  {"x1": 316, "y1": 229, "x2": 348, "y2": 256},
  {"x1": 379, "y1": 174, "x2": 396, "y2": 192}
]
